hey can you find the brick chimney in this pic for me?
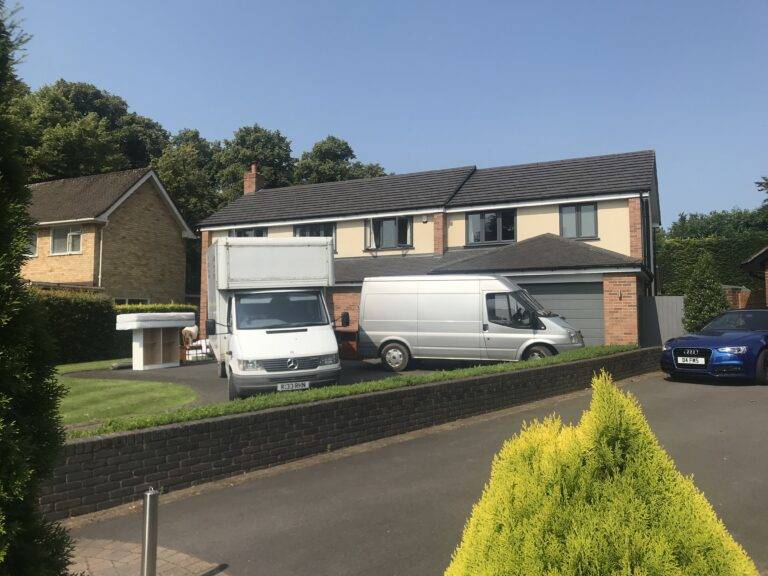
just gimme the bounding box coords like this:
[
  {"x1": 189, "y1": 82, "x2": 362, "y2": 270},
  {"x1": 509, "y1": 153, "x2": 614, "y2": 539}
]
[{"x1": 244, "y1": 163, "x2": 266, "y2": 195}]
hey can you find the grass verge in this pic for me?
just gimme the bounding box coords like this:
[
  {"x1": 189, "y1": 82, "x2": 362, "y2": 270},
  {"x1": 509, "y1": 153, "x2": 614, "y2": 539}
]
[
  {"x1": 66, "y1": 344, "x2": 639, "y2": 440},
  {"x1": 57, "y1": 358, "x2": 197, "y2": 428}
]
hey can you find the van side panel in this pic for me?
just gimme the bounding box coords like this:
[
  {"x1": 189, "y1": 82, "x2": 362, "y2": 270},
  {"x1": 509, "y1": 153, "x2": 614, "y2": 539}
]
[
  {"x1": 358, "y1": 281, "x2": 418, "y2": 356},
  {"x1": 416, "y1": 280, "x2": 484, "y2": 359}
]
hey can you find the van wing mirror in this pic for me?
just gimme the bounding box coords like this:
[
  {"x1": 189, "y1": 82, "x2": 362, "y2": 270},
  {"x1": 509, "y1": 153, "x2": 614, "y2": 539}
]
[
  {"x1": 340, "y1": 311, "x2": 350, "y2": 328},
  {"x1": 205, "y1": 318, "x2": 216, "y2": 336}
]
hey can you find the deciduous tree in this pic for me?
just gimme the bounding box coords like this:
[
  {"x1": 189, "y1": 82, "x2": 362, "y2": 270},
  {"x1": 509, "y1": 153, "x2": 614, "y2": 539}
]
[{"x1": 293, "y1": 135, "x2": 386, "y2": 184}]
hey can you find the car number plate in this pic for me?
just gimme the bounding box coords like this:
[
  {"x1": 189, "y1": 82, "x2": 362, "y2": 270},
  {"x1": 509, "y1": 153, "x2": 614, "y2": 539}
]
[
  {"x1": 277, "y1": 381, "x2": 311, "y2": 392},
  {"x1": 678, "y1": 357, "x2": 705, "y2": 365}
]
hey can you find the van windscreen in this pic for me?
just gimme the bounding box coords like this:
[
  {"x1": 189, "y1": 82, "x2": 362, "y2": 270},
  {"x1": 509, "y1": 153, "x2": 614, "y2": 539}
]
[
  {"x1": 235, "y1": 291, "x2": 328, "y2": 330},
  {"x1": 512, "y1": 290, "x2": 552, "y2": 316}
]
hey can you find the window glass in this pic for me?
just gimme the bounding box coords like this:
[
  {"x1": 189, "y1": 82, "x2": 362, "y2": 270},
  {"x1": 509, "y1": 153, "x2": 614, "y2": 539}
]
[
  {"x1": 51, "y1": 227, "x2": 69, "y2": 254},
  {"x1": 486, "y1": 293, "x2": 512, "y2": 324},
  {"x1": 294, "y1": 223, "x2": 335, "y2": 249},
  {"x1": 68, "y1": 227, "x2": 82, "y2": 252},
  {"x1": 500, "y1": 209, "x2": 516, "y2": 241},
  {"x1": 230, "y1": 228, "x2": 266, "y2": 238},
  {"x1": 561, "y1": 206, "x2": 577, "y2": 238},
  {"x1": 467, "y1": 213, "x2": 483, "y2": 243},
  {"x1": 235, "y1": 291, "x2": 328, "y2": 330},
  {"x1": 579, "y1": 204, "x2": 597, "y2": 237},
  {"x1": 508, "y1": 293, "x2": 534, "y2": 328},
  {"x1": 27, "y1": 231, "x2": 37, "y2": 256},
  {"x1": 370, "y1": 217, "x2": 411, "y2": 249},
  {"x1": 483, "y1": 212, "x2": 498, "y2": 242}
]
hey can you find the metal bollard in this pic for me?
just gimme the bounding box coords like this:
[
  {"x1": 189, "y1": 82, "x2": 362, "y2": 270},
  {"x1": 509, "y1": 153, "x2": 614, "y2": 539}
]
[{"x1": 141, "y1": 487, "x2": 159, "y2": 576}]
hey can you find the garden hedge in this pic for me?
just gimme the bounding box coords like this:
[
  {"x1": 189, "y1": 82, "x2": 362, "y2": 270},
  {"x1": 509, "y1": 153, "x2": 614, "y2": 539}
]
[
  {"x1": 445, "y1": 371, "x2": 758, "y2": 576},
  {"x1": 32, "y1": 289, "x2": 116, "y2": 364},
  {"x1": 32, "y1": 290, "x2": 197, "y2": 363},
  {"x1": 656, "y1": 231, "x2": 768, "y2": 295}
]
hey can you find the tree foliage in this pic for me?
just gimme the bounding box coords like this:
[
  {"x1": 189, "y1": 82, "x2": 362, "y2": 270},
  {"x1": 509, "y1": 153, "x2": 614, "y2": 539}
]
[
  {"x1": 18, "y1": 79, "x2": 169, "y2": 181},
  {"x1": 0, "y1": 4, "x2": 72, "y2": 572},
  {"x1": 294, "y1": 135, "x2": 386, "y2": 184},
  {"x1": 446, "y1": 371, "x2": 758, "y2": 576},
  {"x1": 682, "y1": 252, "x2": 730, "y2": 333},
  {"x1": 214, "y1": 124, "x2": 294, "y2": 202},
  {"x1": 667, "y1": 206, "x2": 768, "y2": 239}
]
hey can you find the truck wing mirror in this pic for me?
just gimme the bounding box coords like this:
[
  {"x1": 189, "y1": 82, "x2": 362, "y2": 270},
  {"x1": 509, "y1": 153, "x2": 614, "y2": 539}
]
[
  {"x1": 205, "y1": 318, "x2": 216, "y2": 336},
  {"x1": 340, "y1": 312, "x2": 350, "y2": 328}
]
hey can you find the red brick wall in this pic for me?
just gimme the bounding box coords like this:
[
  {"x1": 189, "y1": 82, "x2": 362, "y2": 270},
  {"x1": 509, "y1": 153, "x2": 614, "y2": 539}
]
[
  {"x1": 327, "y1": 287, "x2": 362, "y2": 330},
  {"x1": 199, "y1": 230, "x2": 212, "y2": 337},
  {"x1": 603, "y1": 273, "x2": 641, "y2": 344},
  {"x1": 628, "y1": 197, "x2": 643, "y2": 260},
  {"x1": 433, "y1": 212, "x2": 447, "y2": 255}
]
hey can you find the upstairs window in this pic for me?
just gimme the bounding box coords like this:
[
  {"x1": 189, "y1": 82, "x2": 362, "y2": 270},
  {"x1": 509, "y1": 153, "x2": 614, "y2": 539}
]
[
  {"x1": 26, "y1": 231, "x2": 37, "y2": 257},
  {"x1": 560, "y1": 203, "x2": 597, "y2": 239},
  {"x1": 466, "y1": 209, "x2": 516, "y2": 244},
  {"x1": 229, "y1": 228, "x2": 267, "y2": 238},
  {"x1": 51, "y1": 225, "x2": 82, "y2": 254},
  {"x1": 366, "y1": 217, "x2": 412, "y2": 250},
  {"x1": 294, "y1": 222, "x2": 336, "y2": 250}
]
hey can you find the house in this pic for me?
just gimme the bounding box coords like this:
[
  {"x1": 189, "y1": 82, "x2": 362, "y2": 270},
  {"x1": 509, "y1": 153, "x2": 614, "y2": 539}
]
[
  {"x1": 198, "y1": 150, "x2": 660, "y2": 345},
  {"x1": 741, "y1": 246, "x2": 768, "y2": 307},
  {"x1": 23, "y1": 167, "x2": 195, "y2": 303}
]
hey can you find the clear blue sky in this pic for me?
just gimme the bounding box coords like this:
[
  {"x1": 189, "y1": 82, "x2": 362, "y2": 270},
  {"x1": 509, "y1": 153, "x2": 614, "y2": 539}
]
[{"x1": 15, "y1": 0, "x2": 767, "y2": 227}]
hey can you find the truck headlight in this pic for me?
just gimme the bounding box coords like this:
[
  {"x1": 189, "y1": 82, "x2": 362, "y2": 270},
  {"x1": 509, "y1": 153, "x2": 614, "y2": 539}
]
[
  {"x1": 318, "y1": 353, "x2": 339, "y2": 366},
  {"x1": 716, "y1": 346, "x2": 747, "y2": 355},
  {"x1": 239, "y1": 359, "x2": 265, "y2": 371}
]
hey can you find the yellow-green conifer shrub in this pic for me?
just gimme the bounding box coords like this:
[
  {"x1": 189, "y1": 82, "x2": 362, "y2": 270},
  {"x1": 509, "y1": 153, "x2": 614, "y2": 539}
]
[{"x1": 445, "y1": 371, "x2": 758, "y2": 576}]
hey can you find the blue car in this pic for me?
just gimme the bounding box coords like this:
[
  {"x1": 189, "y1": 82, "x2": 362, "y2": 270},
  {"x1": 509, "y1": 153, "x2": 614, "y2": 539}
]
[{"x1": 661, "y1": 309, "x2": 768, "y2": 384}]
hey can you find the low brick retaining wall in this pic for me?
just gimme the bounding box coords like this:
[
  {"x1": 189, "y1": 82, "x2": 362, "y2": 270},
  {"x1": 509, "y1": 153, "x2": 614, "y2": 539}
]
[{"x1": 42, "y1": 348, "x2": 660, "y2": 519}]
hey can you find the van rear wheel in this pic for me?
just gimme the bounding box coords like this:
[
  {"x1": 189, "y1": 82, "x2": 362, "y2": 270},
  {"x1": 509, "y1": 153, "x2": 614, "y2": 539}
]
[
  {"x1": 523, "y1": 345, "x2": 553, "y2": 361},
  {"x1": 381, "y1": 342, "x2": 410, "y2": 372}
]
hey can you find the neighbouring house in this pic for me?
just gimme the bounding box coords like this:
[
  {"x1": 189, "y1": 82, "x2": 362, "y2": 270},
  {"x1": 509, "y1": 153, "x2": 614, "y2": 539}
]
[
  {"x1": 198, "y1": 150, "x2": 661, "y2": 345},
  {"x1": 741, "y1": 246, "x2": 768, "y2": 308},
  {"x1": 23, "y1": 167, "x2": 195, "y2": 303}
]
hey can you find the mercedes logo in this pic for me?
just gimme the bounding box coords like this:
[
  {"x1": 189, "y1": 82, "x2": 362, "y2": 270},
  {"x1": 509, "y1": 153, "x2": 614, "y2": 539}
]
[
  {"x1": 286, "y1": 358, "x2": 298, "y2": 370},
  {"x1": 684, "y1": 349, "x2": 698, "y2": 356}
]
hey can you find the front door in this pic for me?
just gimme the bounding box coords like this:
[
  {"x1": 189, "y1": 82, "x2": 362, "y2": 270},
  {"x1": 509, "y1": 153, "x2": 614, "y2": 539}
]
[{"x1": 482, "y1": 292, "x2": 535, "y2": 360}]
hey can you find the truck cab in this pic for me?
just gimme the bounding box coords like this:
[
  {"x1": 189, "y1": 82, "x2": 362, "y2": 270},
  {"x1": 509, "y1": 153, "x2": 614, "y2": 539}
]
[{"x1": 205, "y1": 238, "x2": 342, "y2": 400}]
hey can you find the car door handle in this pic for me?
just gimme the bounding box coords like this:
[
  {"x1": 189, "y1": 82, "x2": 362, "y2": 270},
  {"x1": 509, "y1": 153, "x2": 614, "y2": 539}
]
[{"x1": 482, "y1": 323, "x2": 489, "y2": 331}]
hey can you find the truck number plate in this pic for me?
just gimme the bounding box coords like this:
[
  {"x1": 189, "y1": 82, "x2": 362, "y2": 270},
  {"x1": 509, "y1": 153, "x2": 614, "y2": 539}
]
[
  {"x1": 277, "y1": 381, "x2": 311, "y2": 391},
  {"x1": 678, "y1": 357, "x2": 705, "y2": 365}
]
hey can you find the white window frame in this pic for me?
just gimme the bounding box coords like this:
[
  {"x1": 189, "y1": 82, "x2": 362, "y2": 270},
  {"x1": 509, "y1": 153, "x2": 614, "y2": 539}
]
[
  {"x1": 26, "y1": 230, "x2": 38, "y2": 257},
  {"x1": 228, "y1": 227, "x2": 268, "y2": 238},
  {"x1": 365, "y1": 216, "x2": 413, "y2": 250},
  {"x1": 114, "y1": 297, "x2": 150, "y2": 305},
  {"x1": 50, "y1": 225, "x2": 83, "y2": 255}
]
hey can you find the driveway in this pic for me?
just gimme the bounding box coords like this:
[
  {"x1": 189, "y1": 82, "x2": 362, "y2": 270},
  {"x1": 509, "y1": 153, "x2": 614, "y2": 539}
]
[
  {"x1": 67, "y1": 372, "x2": 768, "y2": 575},
  {"x1": 67, "y1": 359, "x2": 477, "y2": 405}
]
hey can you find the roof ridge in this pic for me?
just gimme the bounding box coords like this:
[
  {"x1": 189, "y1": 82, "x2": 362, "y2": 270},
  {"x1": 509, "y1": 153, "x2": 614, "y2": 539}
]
[{"x1": 29, "y1": 166, "x2": 152, "y2": 188}]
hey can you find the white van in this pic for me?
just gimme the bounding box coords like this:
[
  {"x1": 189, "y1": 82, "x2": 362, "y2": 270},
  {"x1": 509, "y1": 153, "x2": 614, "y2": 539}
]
[
  {"x1": 358, "y1": 275, "x2": 584, "y2": 371},
  {"x1": 206, "y1": 238, "x2": 345, "y2": 400}
]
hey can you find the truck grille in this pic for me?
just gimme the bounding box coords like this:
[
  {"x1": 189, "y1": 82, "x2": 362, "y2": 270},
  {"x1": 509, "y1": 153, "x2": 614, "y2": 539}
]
[{"x1": 262, "y1": 356, "x2": 321, "y2": 372}]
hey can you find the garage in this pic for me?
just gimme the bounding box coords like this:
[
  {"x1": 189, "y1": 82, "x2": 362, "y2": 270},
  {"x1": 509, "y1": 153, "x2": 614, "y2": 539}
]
[{"x1": 518, "y1": 282, "x2": 604, "y2": 346}]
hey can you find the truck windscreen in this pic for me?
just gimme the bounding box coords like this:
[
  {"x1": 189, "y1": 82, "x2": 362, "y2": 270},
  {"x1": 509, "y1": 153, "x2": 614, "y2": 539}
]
[{"x1": 235, "y1": 291, "x2": 329, "y2": 330}]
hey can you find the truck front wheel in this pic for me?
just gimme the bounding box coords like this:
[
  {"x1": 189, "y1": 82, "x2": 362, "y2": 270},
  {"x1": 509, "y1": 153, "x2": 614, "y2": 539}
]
[
  {"x1": 226, "y1": 365, "x2": 239, "y2": 400},
  {"x1": 218, "y1": 361, "x2": 227, "y2": 379},
  {"x1": 381, "y1": 342, "x2": 410, "y2": 372}
]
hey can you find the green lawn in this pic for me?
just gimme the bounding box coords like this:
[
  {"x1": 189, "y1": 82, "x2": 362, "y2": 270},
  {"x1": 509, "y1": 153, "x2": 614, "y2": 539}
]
[{"x1": 58, "y1": 360, "x2": 197, "y2": 428}]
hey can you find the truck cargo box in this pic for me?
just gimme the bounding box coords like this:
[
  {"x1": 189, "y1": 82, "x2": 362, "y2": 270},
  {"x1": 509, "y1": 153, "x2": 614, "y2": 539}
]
[{"x1": 208, "y1": 237, "x2": 334, "y2": 290}]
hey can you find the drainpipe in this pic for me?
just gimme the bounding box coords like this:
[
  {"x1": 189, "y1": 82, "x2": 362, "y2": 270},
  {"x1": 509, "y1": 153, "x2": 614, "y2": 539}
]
[{"x1": 97, "y1": 221, "x2": 107, "y2": 288}]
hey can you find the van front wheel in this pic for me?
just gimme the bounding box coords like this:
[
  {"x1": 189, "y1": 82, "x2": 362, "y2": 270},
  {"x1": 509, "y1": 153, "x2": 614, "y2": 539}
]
[
  {"x1": 523, "y1": 345, "x2": 553, "y2": 361},
  {"x1": 381, "y1": 342, "x2": 410, "y2": 372}
]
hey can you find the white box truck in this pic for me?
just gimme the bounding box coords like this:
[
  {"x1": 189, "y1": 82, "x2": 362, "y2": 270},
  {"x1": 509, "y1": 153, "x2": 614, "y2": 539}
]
[{"x1": 206, "y1": 237, "x2": 345, "y2": 400}]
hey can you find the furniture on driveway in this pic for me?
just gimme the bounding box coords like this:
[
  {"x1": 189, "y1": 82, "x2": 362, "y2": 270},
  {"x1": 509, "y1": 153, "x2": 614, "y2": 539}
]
[{"x1": 116, "y1": 312, "x2": 196, "y2": 370}]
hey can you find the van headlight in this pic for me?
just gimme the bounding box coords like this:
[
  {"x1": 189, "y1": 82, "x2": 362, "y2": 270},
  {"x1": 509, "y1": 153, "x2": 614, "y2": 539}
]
[
  {"x1": 318, "y1": 353, "x2": 339, "y2": 366},
  {"x1": 239, "y1": 359, "x2": 265, "y2": 371},
  {"x1": 717, "y1": 346, "x2": 747, "y2": 355}
]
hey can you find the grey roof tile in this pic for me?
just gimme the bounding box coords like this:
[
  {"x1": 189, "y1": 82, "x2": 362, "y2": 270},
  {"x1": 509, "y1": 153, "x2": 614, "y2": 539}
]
[
  {"x1": 447, "y1": 150, "x2": 656, "y2": 207},
  {"x1": 429, "y1": 234, "x2": 642, "y2": 274},
  {"x1": 28, "y1": 167, "x2": 152, "y2": 222}
]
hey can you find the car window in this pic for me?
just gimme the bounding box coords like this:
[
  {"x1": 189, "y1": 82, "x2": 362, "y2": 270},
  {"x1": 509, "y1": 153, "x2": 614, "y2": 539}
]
[
  {"x1": 486, "y1": 293, "x2": 533, "y2": 329},
  {"x1": 704, "y1": 311, "x2": 768, "y2": 331}
]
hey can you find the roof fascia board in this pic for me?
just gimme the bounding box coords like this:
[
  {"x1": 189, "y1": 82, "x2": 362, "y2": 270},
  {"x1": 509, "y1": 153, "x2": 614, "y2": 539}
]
[
  {"x1": 439, "y1": 266, "x2": 644, "y2": 276},
  {"x1": 445, "y1": 191, "x2": 645, "y2": 214},
  {"x1": 200, "y1": 206, "x2": 445, "y2": 232},
  {"x1": 98, "y1": 171, "x2": 196, "y2": 238},
  {"x1": 35, "y1": 217, "x2": 104, "y2": 226}
]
